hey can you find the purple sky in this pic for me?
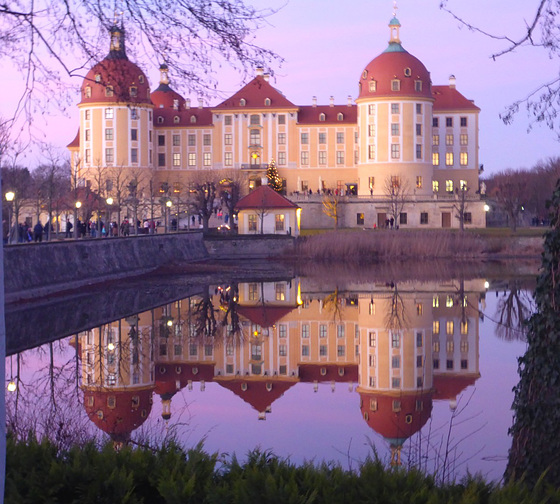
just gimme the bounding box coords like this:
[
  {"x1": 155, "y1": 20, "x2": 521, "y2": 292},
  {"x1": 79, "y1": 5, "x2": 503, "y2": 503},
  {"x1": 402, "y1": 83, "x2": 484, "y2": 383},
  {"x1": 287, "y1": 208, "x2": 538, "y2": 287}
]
[{"x1": 1, "y1": 0, "x2": 557, "y2": 174}]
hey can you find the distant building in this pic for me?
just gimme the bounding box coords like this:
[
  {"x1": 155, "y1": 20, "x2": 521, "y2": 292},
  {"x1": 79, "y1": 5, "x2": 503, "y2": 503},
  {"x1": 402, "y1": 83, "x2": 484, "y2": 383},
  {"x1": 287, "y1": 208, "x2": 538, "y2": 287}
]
[{"x1": 68, "y1": 14, "x2": 485, "y2": 229}]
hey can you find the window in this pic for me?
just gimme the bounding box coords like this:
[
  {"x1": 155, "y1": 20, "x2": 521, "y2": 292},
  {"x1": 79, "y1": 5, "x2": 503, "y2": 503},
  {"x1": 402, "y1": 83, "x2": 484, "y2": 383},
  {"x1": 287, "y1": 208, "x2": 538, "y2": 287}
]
[
  {"x1": 368, "y1": 145, "x2": 375, "y2": 160},
  {"x1": 433, "y1": 117, "x2": 439, "y2": 127},
  {"x1": 369, "y1": 80, "x2": 377, "y2": 92},
  {"x1": 173, "y1": 153, "x2": 181, "y2": 167},
  {"x1": 318, "y1": 132, "x2": 326, "y2": 144},
  {"x1": 203, "y1": 134, "x2": 211, "y2": 146},
  {"x1": 85, "y1": 149, "x2": 91, "y2": 162},
  {"x1": 106, "y1": 148, "x2": 114, "y2": 163},
  {"x1": 129, "y1": 86, "x2": 137, "y2": 97},
  {"x1": 417, "y1": 377, "x2": 424, "y2": 388},
  {"x1": 433, "y1": 135, "x2": 439, "y2": 146},
  {"x1": 400, "y1": 212, "x2": 407, "y2": 225},
  {"x1": 391, "y1": 123, "x2": 399, "y2": 136},
  {"x1": 337, "y1": 345, "x2": 345, "y2": 357},
  {"x1": 301, "y1": 132, "x2": 309, "y2": 144},
  {"x1": 319, "y1": 345, "x2": 327, "y2": 356},
  {"x1": 319, "y1": 151, "x2": 327, "y2": 165},
  {"x1": 301, "y1": 151, "x2": 309, "y2": 165},
  {"x1": 420, "y1": 212, "x2": 428, "y2": 224},
  {"x1": 337, "y1": 325, "x2": 345, "y2": 339},
  {"x1": 446, "y1": 321, "x2": 454, "y2": 336},
  {"x1": 337, "y1": 113, "x2": 344, "y2": 121},
  {"x1": 158, "y1": 135, "x2": 165, "y2": 146},
  {"x1": 302, "y1": 345, "x2": 310, "y2": 357},
  {"x1": 445, "y1": 179, "x2": 453, "y2": 193},
  {"x1": 445, "y1": 152, "x2": 454, "y2": 166},
  {"x1": 432, "y1": 152, "x2": 439, "y2": 166},
  {"x1": 445, "y1": 134, "x2": 454, "y2": 146},
  {"x1": 416, "y1": 104, "x2": 422, "y2": 114},
  {"x1": 278, "y1": 151, "x2": 286, "y2": 165},
  {"x1": 84, "y1": 86, "x2": 92, "y2": 98},
  {"x1": 188, "y1": 134, "x2": 196, "y2": 146},
  {"x1": 220, "y1": 115, "x2": 231, "y2": 127},
  {"x1": 319, "y1": 113, "x2": 326, "y2": 122},
  {"x1": 131, "y1": 148, "x2": 138, "y2": 163},
  {"x1": 105, "y1": 86, "x2": 114, "y2": 97},
  {"x1": 368, "y1": 124, "x2": 375, "y2": 137},
  {"x1": 224, "y1": 133, "x2": 232, "y2": 145},
  {"x1": 416, "y1": 332, "x2": 423, "y2": 347},
  {"x1": 433, "y1": 359, "x2": 440, "y2": 369},
  {"x1": 301, "y1": 324, "x2": 310, "y2": 338},
  {"x1": 336, "y1": 132, "x2": 344, "y2": 144},
  {"x1": 416, "y1": 176, "x2": 423, "y2": 189},
  {"x1": 188, "y1": 153, "x2": 196, "y2": 166},
  {"x1": 391, "y1": 103, "x2": 400, "y2": 114},
  {"x1": 275, "y1": 133, "x2": 286, "y2": 147},
  {"x1": 279, "y1": 344, "x2": 287, "y2": 356},
  {"x1": 85, "y1": 110, "x2": 91, "y2": 120},
  {"x1": 105, "y1": 108, "x2": 114, "y2": 119},
  {"x1": 416, "y1": 124, "x2": 422, "y2": 136},
  {"x1": 248, "y1": 129, "x2": 259, "y2": 145},
  {"x1": 357, "y1": 213, "x2": 364, "y2": 225},
  {"x1": 279, "y1": 325, "x2": 287, "y2": 338},
  {"x1": 173, "y1": 134, "x2": 180, "y2": 146},
  {"x1": 460, "y1": 117, "x2": 467, "y2": 127},
  {"x1": 392, "y1": 378, "x2": 401, "y2": 389},
  {"x1": 278, "y1": 114, "x2": 286, "y2": 124},
  {"x1": 250, "y1": 114, "x2": 260, "y2": 125},
  {"x1": 85, "y1": 129, "x2": 91, "y2": 141},
  {"x1": 203, "y1": 152, "x2": 211, "y2": 166},
  {"x1": 224, "y1": 152, "x2": 233, "y2": 166},
  {"x1": 391, "y1": 144, "x2": 400, "y2": 159},
  {"x1": 446, "y1": 117, "x2": 453, "y2": 127},
  {"x1": 368, "y1": 104, "x2": 375, "y2": 115},
  {"x1": 432, "y1": 181, "x2": 439, "y2": 194},
  {"x1": 460, "y1": 152, "x2": 468, "y2": 165},
  {"x1": 461, "y1": 322, "x2": 469, "y2": 336},
  {"x1": 158, "y1": 153, "x2": 165, "y2": 166},
  {"x1": 391, "y1": 332, "x2": 400, "y2": 348},
  {"x1": 336, "y1": 151, "x2": 344, "y2": 165},
  {"x1": 460, "y1": 134, "x2": 468, "y2": 146},
  {"x1": 416, "y1": 144, "x2": 422, "y2": 159},
  {"x1": 464, "y1": 212, "x2": 472, "y2": 224},
  {"x1": 275, "y1": 214, "x2": 285, "y2": 231},
  {"x1": 447, "y1": 360, "x2": 454, "y2": 370},
  {"x1": 391, "y1": 79, "x2": 400, "y2": 91},
  {"x1": 189, "y1": 116, "x2": 196, "y2": 124},
  {"x1": 248, "y1": 282, "x2": 258, "y2": 300},
  {"x1": 239, "y1": 98, "x2": 246, "y2": 106},
  {"x1": 414, "y1": 80, "x2": 422, "y2": 91}
]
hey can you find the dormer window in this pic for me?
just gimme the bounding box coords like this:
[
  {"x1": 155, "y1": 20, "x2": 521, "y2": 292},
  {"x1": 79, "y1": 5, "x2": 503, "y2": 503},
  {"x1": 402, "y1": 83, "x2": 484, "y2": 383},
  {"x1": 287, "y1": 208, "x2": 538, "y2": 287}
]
[
  {"x1": 139, "y1": 75, "x2": 145, "y2": 84},
  {"x1": 130, "y1": 86, "x2": 137, "y2": 97},
  {"x1": 414, "y1": 80, "x2": 422, "y2": 92},
  {"x1": 362, "y1": 70, "x2": 368, "y2": 79},
  {"x1": 190, "y1": 115, "x2": 197, "y2": 123},
  {"x1": 369, "y1": 80, "x2": 377, "y2": 92},
  {"x1": 239, "y1": 98, "x2": 246, "y2": 106},
  {"x1": 391, "y1": 79, "x2": 400, "y2": 91},
  {"x1": 105, "y1": 86, "x2": 114, "y2": 97},
  {"x1": 95, "y1": 74, "x2": 101, "y2": 83},
  {"x1": 157, "y1": 116, "x2": 164, "y2": 124},
  {"x1": 337, "y1": 113, "x2": 344, "y2": 121},
  {"x1": 85, "y1": 86, "x2": 92, "y2": 98},
  {"x1": 173, "y1": 99, "x2": 179, "y2": 110},
  {"x1": 319, "y1": 113, "x2": 325, "y2": 121},
  {"x1": 264, "y1": 98, "x2": 271, "y2": 106},
  {"x1": 404, "y1": 67, "x2": 412, "y2": 77},
  {"x1": 173, "y1": 116, "x2": 180, "y2": 124}
]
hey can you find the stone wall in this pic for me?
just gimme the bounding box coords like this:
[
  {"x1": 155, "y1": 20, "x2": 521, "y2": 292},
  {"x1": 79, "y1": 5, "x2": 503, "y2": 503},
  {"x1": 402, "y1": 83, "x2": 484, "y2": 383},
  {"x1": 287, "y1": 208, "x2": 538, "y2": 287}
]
[
  {"x1": 4, "y1": 232, "x2": 208, "y2": 302},
  {"x1": 204, "y1": 234, "x2": 295, "y2": 259}
]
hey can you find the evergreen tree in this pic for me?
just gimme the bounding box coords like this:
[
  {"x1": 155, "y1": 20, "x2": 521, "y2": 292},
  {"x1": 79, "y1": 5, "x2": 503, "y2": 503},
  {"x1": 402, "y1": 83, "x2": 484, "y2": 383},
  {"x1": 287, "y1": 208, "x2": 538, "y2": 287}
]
[{"x1": 266, "y1": 159, "x2": 282, "y2": 193}]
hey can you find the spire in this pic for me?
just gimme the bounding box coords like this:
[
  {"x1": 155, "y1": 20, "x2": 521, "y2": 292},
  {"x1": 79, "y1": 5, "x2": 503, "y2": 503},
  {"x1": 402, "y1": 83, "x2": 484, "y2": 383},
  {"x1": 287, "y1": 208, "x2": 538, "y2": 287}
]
[
  {"x1": 159, "y1": 63, "x2": 170, "y2": 85},
  {"x1": 107, "y1": 18, "x2": 128, "y2": 60},
  {"x1": 384, "y1": 2, "x2": 406, "y2": 54}
]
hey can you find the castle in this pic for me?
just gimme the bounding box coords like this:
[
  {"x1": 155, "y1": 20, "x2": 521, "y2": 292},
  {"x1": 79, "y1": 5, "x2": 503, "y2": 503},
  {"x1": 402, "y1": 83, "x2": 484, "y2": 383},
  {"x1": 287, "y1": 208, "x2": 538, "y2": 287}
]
[{"x1": 68, "y1": 15, "x2": 486, "y2": 229}]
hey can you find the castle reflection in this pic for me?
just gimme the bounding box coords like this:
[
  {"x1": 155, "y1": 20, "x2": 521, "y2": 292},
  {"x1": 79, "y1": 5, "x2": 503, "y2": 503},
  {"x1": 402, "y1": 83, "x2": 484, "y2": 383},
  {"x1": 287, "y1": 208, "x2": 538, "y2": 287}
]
[{"x1": 78, "y1": 277, "x2": 484, "y2": 462}]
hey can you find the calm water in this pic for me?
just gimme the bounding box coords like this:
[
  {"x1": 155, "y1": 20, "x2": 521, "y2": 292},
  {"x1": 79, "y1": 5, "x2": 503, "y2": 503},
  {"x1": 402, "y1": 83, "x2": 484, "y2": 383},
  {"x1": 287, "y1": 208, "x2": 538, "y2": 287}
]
[{"x1": 4, "y1": 271, "x2": 534, "y2": 483}]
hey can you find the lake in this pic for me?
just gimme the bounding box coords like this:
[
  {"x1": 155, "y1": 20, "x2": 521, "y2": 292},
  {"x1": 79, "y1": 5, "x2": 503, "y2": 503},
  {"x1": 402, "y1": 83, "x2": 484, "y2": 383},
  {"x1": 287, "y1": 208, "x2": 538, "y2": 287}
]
[{"x1": 4, "y1": 266, "x2": 535, "y2": 484}]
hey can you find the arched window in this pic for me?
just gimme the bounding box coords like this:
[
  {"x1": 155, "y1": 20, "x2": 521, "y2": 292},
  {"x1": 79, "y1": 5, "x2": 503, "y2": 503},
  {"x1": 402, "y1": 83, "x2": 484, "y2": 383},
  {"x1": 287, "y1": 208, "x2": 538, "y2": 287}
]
[
  {"x1": 264, "y1": 98, "x2": 271, "y2": 106},
  {"x1": 190, "y1": 115, "x2": 197, "y2": 123},
  {"x1": 157, "y1": 116, "x2": 164, "y2": 124},
  {"x1": 319, "y1": 113, "x2": 325, "y2": 121},
  {"x1": 337, "y1": 113, "x2": 344, "y2": 121},
  {"x1": 173, "y1": 116, "x2": 180, "y2": 124},
  {"x1": 239, "y1": 98, "x2": 246, "y2": 106}
]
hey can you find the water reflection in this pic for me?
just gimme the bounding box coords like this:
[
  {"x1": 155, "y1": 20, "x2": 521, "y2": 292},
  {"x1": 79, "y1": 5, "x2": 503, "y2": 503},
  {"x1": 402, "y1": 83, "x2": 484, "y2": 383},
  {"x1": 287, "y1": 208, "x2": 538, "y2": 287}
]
[{"x1": 5, "y1": 275, "x2": 530, "y2": 481}]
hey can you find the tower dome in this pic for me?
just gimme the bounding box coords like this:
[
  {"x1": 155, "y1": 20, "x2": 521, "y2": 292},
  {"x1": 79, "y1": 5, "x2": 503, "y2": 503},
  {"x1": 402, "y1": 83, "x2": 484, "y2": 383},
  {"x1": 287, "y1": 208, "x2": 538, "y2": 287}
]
[
  {"x1": 151, "y1": 64, "x2": 186, "y2": 110},
  {"x1": 358, "y1": 16, "x2": 431, "y2": 100},
  {"x1": 79, "y1": 23, "x2": 151, "y2": 105}
]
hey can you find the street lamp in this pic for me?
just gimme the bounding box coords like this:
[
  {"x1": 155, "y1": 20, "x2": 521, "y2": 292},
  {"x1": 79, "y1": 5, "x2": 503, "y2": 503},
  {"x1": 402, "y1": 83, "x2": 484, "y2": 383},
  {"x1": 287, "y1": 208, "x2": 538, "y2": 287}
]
[
  {"x1": 165, "y1": 199, "x2": 172, "y2": 233},
  {"x1": 5, "y1": 191, "x2": 15, "y2": 244},
  {"x1": 74, "y1": 201, "x2": 82, "y2": 238},
  {"x1": 106, "y1": 197, "x2": 113, "y2": 237}
]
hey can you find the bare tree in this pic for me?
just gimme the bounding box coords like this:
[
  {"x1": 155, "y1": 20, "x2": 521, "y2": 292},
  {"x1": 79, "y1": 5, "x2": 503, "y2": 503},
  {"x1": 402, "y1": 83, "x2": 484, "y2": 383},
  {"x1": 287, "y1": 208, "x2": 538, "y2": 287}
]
[
  {"x1": 220, "y1": 169, "x2": 249, "y2": 232},
  {"x1": 453, "y1": 185, "x2": 469, "y2": 232},
  {"x1": 322, "y1": 193, "x2": 341, "y2": 230},
  {"x1": 1, "y1": 165, "x2": 33, "y2": 242},
  {"x1": 384, "y1": 175, "x2": 410, "y2": 229},
  {"x1": 189, "y1": 171, "x2": 218, "y2": 232},
  {"x1": 487, "y1": 169, "x2": 527, "y2": 231}
]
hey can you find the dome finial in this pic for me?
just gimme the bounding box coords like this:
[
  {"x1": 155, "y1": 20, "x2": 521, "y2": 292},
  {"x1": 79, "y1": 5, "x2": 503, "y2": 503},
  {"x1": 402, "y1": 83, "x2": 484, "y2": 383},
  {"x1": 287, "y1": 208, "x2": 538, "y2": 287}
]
[
  {"x1": 392, "y1": 0, "x2": 398, "y2": 17},
  {"x1": 388, "y1": 3, "x2": 401, "y2": 45}
]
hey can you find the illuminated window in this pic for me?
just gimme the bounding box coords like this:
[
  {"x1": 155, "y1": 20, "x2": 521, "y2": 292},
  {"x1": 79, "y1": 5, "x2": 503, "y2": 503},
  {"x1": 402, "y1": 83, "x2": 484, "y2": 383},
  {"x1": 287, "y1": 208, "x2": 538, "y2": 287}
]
[
  {"x1": 391, "y1": 144, "x2": 400, "y2": 159},
  {"x1": 369, "y1": 81, "x2": 377, "y2": 92},
  {"x1": 433, "y1": 135, "x2": 439, "y2": 146},
  {"x1": 224, "y1": 152, "x2": 233, "y2": 166},
  {"x1": 368, "y1": 145, "x2": 375, "y2": 160},
  {"x1": 461, "y1": 321, "x2": 469, "y2": 335},
  {"x1": 446, "y1": 296, "x2": 454, "y2": 308},
  {"x1": 433, "y1": 341, "x2": 440, "y2": 352},
  {"x1": 368, "y1": 124, "x2": 375, "y2": 137},
  {"x1": 446, "y1": 321, "x2": 454, "y2": 335},
  {"x1": 105, "y1": 108, "x2": 114, "y2": 119},
  {"x1": 460, "y1": 152, "x2": 468, "y2": 165},
  {"x1": 446, "y1": 134, "x2": 454, "y2": 146},
  {"x1": 203, "y1": 152, "x2": 211, "y2": 166},
  {"x1": 432, "y1": 152, "x2": 440, "y2": 166},
  {"x1": 460, "y1": 134, "x2": 468, "y2": 145},
  {"x1": 368, "y1": 104, "x2": 375, "y2": 115},
  {"x1": 446, "y1": 179, "x2": 454, "y2": 192},
  {"x1": 248, "y1": 215, "x2": 257, "y2": 232},
  {"x1": 416, "y1": 176, "x2": 423, "y2": 189},
  {"x1": 173, "y1": 153, "x2": 181, "y2": 167},
  {"x1": 433, "y1": 321, "x2": 440, "y2": 335},
  {"x1": 446, "y1": 153, "x2": 454, "y2": 166},
  {"x1": 301, "y1": 151, "x2": 309, "y2": 165},
  {"x1": 188, "y1": 153, "x2": 196, "y2": 166},
  {"x1": 275, "y1": 214, "x2": 285, "y2": 231}
]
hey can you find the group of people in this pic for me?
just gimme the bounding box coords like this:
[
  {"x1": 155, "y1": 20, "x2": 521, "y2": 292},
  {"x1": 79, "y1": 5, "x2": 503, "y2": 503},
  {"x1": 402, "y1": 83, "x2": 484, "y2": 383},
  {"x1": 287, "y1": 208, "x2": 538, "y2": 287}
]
[
  {"x1": 3, "y1": 220, "x2": 53, "y2": 244},
  {"x1": 68, "y1": 218, "x2": 134, "y2": 238}
]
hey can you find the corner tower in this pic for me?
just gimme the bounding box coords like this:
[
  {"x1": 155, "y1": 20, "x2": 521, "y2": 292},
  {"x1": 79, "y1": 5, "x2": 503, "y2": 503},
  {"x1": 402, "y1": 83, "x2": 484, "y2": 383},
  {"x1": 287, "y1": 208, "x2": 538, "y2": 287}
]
[
  {"x1": 356, "y1": 16, "x2": 434, "y2": 196},
  {"x1": 77, "y1": 22, "x2": 154, "y2": 186}
]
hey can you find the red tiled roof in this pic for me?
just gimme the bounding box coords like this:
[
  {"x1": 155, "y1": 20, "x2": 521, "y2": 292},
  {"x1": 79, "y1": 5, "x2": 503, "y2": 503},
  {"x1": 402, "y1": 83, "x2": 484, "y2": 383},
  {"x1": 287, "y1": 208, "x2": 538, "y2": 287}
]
[
  {"x1": 433, "y1": 373, "x2": 479, "y2": 400},
  {"x1": 154, "y1": 362, "x2": 215, "y2": 396},
  {"x1": 67, "y1": 129, "x2": 80, "y2": 149},
  {"x1": 298, "y1": 364, "x2": 358, "y2": 383},
  {"x1": 432, "y1": 85, "x2": 480, "y2": 112},
  {"x1": 153, "y1": 107, "x2": 213, "y2": 127},
  {"x1": 215, "y1": 75, "x2": 296, "y2": 109},
  {"x1": 235, "y1": 185, "x2": 299, "y2": 210},
  {"x1": 298, "y1": 105, "x2": 357, "y2": 124},
  {"x1": 237, "y1": 305, "x2": 296, "y2": 328},
  {"x1": 217, "y1": 378, "x2": 296, "y2": 413}
]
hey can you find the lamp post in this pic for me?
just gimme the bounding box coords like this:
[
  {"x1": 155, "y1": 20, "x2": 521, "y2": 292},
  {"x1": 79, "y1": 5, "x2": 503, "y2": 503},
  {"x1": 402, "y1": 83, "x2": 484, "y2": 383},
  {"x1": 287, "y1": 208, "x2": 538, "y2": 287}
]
[
  {"x1": 74, "y1": 201, "x2": 82, "y2": 239},
  {"x1": 106, "y1": 197, "x2": 113, "y2": 237},
  {"x1": 5, "y1": 191, "x2": 15, "y2": 244},
  {"x1": 165, "y1": 199, "x2": 172, "y2": 233}
]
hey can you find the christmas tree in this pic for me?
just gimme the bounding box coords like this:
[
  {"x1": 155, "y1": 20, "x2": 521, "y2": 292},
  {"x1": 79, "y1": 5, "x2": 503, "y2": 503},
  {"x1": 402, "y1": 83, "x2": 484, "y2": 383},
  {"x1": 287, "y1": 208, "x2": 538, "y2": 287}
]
[{"x1": 266, "y1": 159, "x2": 283, "y2": 193}]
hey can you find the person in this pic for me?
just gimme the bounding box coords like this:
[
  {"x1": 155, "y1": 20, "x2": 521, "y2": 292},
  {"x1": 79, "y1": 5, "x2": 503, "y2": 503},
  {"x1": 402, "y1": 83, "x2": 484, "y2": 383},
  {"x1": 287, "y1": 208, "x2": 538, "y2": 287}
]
[
  {"x1": 65, "y1": 220, "x2": 73, "y2": 238},
  {"x1": 33, "y1": 221, "x2": 44, "y2": 242}
]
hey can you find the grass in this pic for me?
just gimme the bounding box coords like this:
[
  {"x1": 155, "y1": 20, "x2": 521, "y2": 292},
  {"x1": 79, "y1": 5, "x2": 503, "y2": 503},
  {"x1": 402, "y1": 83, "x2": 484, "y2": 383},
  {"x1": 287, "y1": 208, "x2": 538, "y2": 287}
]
[{"x1": 6, "y1": 436, "x2": 559, "y2": 503}]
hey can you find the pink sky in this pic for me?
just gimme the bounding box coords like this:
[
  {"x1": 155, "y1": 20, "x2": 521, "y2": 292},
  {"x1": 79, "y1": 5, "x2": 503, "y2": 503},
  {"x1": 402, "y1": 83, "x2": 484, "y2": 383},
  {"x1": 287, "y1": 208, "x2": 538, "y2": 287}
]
[{"x1": 1, "y1": 0, "x2": 557, "y2": 174}]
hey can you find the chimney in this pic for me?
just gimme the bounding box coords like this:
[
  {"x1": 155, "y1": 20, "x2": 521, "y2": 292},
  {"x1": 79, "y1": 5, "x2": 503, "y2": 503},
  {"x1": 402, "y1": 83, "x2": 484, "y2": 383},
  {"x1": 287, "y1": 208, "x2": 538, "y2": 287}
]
[
  {"x1": 185, "y1": 98, "x2": 191, "y2": 109},
  {"x1": 312, "y1": 96, "x2": 317, "y2": 107},
  {"x1": 329, "y1": 96, "x2": 334, "y2": 107},
  {"x1": 347, "y1": 95, "x2": 352, "y2": 107},
  {"x1": 449, "y1": 74, "x2": 456, "y2": 89},
  {"x1": 198, "y1": 97, "x2": 203, "y2": 109},
  {"x1": 263, "y1": 73, "x2": 270, "y2": 82},
  {"x1": 256, "y1": 67, "x2": 264, "y2": 77}
]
